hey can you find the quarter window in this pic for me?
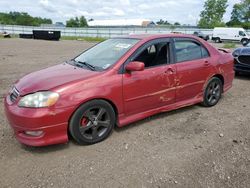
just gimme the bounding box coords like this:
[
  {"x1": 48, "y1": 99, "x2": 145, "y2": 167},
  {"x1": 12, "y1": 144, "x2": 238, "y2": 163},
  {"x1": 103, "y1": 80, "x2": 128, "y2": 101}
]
[
  {"x1": 174, "y1": 40, "x2": 209, "y2": 62},
  {"x1": 201, "y1": 46, "x2": 209, "y2": 58}
]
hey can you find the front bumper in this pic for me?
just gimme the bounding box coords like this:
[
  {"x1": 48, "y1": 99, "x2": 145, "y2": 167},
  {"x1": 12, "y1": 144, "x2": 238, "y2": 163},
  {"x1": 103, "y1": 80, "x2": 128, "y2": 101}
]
[
  {"x1": 234, "y1": 63, "x2": 250, "y2": 73},
  {"x1": 4, "y1": 95, "x2": 73, "y2": 146}
]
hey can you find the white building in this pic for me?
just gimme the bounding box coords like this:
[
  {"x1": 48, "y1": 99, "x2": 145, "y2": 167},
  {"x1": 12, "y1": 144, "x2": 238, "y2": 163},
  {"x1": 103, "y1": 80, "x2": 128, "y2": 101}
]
[{"x1": 88, "y1": 19, "x2": 155, "y2": 27}]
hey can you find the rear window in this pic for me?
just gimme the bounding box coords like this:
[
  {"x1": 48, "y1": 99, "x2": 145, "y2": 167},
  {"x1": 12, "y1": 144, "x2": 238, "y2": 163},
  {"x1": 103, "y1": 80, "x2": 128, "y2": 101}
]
[{"x1": 174, "y1": 40, "x2": 209, "y2": 62}]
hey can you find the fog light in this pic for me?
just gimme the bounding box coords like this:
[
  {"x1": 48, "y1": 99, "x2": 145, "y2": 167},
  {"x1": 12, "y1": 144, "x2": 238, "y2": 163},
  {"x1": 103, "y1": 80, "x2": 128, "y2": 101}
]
[{"x1": 24, "y1": 131, "x2": 43, "y2": 137}]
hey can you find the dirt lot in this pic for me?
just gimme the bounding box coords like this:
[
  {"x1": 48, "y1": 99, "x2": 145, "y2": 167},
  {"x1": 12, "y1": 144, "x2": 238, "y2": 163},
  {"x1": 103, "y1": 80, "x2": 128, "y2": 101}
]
[{"x1": 0, "y1": 38, "x2": 250, "y2": 188}]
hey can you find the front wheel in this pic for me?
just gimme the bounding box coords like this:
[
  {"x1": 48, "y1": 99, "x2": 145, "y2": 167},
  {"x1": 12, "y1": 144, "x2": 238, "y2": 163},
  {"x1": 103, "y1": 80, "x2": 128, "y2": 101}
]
[
  {"x1": 202, "y1": 77, "x2": 223, "y2": 107},
  {"x1": 241, "y1": 39, "x2": 249, "y2": 46},
  {"x1": 69, "y1": 100, "x2": 116, "y2": 145}
]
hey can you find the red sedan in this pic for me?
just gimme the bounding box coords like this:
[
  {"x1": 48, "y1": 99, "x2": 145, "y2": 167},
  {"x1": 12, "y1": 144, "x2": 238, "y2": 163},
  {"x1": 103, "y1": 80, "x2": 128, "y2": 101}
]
[{"x1": 4, "y1": 34, "x2": 234, "y2": 146}]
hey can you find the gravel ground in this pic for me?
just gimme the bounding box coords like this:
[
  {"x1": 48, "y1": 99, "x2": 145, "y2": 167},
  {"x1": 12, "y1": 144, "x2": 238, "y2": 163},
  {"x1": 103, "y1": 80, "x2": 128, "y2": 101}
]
[{"x1": 0, "y1": 38, "x2": 249, "y2": 188}]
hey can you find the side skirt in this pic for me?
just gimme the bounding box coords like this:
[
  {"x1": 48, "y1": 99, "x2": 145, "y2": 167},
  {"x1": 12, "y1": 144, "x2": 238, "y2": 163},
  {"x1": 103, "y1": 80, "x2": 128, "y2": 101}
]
[{"x1": 117, "y1": 97, "x2": 203, "y2": 127}]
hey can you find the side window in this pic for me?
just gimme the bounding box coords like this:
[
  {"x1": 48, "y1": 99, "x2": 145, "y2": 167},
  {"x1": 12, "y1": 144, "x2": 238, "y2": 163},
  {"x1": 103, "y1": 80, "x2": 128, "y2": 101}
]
[
  {"x1": 174, "y1": 40, "x2": 208, "y2": 62},
  {"x1": 239, "y1": 31, "x2": 246, "y2": 36},
  {"x1": 133, "y1": 42, "x2": 170, "y2": 68},
  {"x1": 201, "y1": 46, "x2": 210, "y2": 58}
]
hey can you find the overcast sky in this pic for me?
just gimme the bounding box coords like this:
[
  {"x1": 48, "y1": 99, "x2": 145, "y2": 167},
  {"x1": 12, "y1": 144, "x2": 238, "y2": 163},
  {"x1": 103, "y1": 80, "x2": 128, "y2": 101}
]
[{"x1": 0, "y1": 0, "x2": 241, "y2": 25}]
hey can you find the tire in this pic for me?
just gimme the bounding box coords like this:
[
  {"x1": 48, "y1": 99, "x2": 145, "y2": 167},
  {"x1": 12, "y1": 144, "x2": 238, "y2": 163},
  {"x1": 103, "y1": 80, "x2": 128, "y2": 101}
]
[
  {"x1": 202, "y1": 77, "x2": 223, "y2": 107},
  {"x1": 215, "y1": 38, "x2": 221, "y2": 43},
  {"x1": 69, "y1": 100, "x2": 116, "y2": 145},
  {"x1": 241, "y1": 39, "x2": 249, "y2": 46}
]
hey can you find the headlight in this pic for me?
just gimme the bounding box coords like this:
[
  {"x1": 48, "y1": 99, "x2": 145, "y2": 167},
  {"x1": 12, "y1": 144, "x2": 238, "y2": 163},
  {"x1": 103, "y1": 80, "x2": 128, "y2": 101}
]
[
  {"x1": 232, "y1": 49, "x2": 240, "y2": 57},
  {"x1": 18, "y1": 91, "x2": 59, "y2": 108}
]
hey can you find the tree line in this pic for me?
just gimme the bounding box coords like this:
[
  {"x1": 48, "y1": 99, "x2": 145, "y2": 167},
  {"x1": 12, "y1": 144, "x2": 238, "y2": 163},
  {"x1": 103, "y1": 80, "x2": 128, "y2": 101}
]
[
  {"x1": 156, "y1": 0, "x2": 249, "y2": 29},
  {"x1": 198, "y1": 0, "x2": 250, "y2": 29},
  {"x1": 0, "y1": 11, "x2": 89, "y2": 27},
  {"x1": 0, "y1": 12, "x2": 52, "y2": 26}
]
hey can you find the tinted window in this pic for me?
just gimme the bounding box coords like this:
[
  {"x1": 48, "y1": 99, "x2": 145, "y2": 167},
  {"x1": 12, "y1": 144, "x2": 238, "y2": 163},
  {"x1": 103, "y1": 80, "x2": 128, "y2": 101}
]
[
  {"x1": 134, "y1": 42, "x2": 170, "y2": 68},
  {"x1": 174, "y1": 40, "x2": 208, "y2": 62}
]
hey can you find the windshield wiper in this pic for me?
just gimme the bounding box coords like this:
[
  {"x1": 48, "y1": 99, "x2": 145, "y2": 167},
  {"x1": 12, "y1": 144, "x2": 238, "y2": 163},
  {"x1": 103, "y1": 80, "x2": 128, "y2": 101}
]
[{"x1": 74, "y1": 60, "x2": 96, "y2": 71}]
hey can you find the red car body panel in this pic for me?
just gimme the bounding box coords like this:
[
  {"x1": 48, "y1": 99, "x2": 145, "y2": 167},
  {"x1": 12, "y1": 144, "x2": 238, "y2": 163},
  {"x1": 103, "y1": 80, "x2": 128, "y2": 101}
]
[{"x1": 4, "y1": 34, "x2": 235, "y2": 146}]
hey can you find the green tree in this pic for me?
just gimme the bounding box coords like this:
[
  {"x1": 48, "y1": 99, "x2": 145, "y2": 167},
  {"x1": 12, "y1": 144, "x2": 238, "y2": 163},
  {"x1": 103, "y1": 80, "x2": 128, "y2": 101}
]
[
  {"x1": 156, "y1": 19, "x2": 164, "y2": 25},
  {"x1": 66, "y1": 17, "x2": 79, "y2": 27},
  {"x1": 156, "y1": 19, "x2": 171, "y2": 25},
  {"x1": 0, "y1": 11, "x2": 52, "y2": 26},
  {"x1": 79, "y1": 16, "x2": 88, "y2": 27},
  {"x1": 198, "y1": 0, "x2": 228, "y2": 28},
  {"x1": 174, "y1": 22, "x2": 181, "y2": 26},
  {"x1": 164, "y1": 20, "x2": 171, "y2": 25},
  {"x1": 66, "y1": 16, "x2": 88, "y2": 27},
  {"x1": 227, "y1": 0, "x2": 250, "y2": 29}
]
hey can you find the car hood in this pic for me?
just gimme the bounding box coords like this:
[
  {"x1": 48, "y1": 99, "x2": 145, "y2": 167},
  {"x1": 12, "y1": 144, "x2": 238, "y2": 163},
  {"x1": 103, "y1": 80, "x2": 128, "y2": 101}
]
[
  {"x1": 15, "y1": 63, "x2": 99, "y2": 95},
  {"x1": 233, "y1": 47, "x2": 250, "y2": 57},
  {"x1": 239, "y1": 47, "x2": 250, "y2": 55}
]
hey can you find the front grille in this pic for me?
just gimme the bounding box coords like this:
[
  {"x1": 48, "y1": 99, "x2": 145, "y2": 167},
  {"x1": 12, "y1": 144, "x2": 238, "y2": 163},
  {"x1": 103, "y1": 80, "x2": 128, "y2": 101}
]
[
  {"x1": 10, "y1": 87, "x2": 19, "y2": 102},
  {"x1": 238, "y1": 56, "x2": 250, "y2": 66}
]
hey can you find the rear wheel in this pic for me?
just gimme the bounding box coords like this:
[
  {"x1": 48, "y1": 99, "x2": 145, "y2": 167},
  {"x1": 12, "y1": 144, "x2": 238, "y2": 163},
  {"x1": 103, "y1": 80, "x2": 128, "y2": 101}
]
[
  {"x1": 69, "y1": 100, "x2": 115, "y2": 145},
  {"x1": 202, "y1": 77, "x2": 223, "y2": 107},
  {"x1": 215, "y1": 38, "x2": 221, "y2": 43}
]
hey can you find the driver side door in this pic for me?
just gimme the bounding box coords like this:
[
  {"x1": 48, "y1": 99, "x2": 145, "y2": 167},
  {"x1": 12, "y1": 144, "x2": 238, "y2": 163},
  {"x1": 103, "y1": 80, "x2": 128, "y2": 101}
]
[{"x1": 122, "y1": 39, "x2": 176, "y2": 116}]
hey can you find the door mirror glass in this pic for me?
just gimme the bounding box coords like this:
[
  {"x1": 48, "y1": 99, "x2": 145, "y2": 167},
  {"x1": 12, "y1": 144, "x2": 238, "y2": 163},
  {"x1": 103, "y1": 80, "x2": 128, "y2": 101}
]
[{"x1": 125, "y1": 61, "x2": 145, "y2": 72}]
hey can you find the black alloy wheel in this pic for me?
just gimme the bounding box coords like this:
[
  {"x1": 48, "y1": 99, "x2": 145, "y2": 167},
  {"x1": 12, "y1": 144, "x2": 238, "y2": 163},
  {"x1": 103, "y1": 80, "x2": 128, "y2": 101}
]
[
  {"x1": 202, "y1": 77, "x2": 223, "y2": 107},
  {"x1": 69, "y1": 100, "x2": 115, "y2": 145}
]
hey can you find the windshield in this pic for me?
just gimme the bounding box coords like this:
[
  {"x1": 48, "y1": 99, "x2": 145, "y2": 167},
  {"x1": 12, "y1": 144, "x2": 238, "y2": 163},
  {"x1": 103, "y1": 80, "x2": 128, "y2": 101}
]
[{"x1": 75, "y1": 38, "x2": 139, "y2": 70}]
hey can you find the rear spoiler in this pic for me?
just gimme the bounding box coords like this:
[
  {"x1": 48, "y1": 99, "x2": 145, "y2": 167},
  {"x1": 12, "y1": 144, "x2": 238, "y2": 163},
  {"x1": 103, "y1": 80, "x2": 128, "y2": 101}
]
[{"x1": 218, "y1": 48, "x2": 232, "y2": 53}]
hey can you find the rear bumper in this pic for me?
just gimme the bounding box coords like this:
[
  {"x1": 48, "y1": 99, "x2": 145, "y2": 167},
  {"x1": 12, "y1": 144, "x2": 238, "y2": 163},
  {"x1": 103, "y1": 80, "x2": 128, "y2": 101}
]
[{"x1": 4, "y1": 95, "x2": 73, "y2": 146}]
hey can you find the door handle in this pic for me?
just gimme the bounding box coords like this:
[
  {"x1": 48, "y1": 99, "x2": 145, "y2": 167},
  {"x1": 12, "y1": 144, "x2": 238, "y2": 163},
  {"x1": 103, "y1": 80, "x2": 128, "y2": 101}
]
[{"x1": 204, "y1": 60, "x2": 210, "y2": 66}]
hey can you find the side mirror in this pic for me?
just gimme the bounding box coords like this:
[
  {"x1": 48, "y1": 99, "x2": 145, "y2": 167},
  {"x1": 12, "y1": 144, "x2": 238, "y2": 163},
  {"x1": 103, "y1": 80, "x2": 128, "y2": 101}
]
[{"x1": 125, "y1": 61, "x2": 145, "y2": 72}]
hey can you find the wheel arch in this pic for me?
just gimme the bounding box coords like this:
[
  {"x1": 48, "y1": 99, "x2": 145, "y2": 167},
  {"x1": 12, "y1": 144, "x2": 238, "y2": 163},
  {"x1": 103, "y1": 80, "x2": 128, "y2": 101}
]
[
  {"x1": 203, "y1": 74, "x2": 225, "y2": 94},
  {"x1": 212, "y1": 74, "x2": 224, "y2": 87},
  {"x1": 68, "y1": 98, "x2": 119, "y2": 129}
]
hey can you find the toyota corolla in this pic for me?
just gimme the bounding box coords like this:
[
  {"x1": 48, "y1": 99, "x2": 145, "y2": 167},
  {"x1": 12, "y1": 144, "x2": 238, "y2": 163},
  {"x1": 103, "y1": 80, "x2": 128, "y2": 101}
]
[{"x1": 4, "y1": 34, "x2": 234, "y2": 146}]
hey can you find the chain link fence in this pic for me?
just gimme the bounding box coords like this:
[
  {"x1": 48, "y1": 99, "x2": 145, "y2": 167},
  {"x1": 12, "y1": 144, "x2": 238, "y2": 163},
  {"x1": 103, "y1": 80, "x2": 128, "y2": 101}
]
[{"x1": 1, "y1": 24, "x2": 249, "y2": 38}]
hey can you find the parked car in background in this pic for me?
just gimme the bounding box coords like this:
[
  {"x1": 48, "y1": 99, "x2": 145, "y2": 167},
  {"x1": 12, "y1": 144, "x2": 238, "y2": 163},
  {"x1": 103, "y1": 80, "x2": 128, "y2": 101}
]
[
  {"x1": 233, "y1": 45, "x2": 250, "y2": 74},
  {"x1": 4, "y1": 34, "x2": 234, "y2": 146},
  {"x1": 1, "y1": 31, "x2": 11, "y2": 38},
  {"x1": 212, "y1": 27, "x2": 250, "y2": 46},
  {"x1": 193, "y1": 31, "x2": 210, "y2": 41}
]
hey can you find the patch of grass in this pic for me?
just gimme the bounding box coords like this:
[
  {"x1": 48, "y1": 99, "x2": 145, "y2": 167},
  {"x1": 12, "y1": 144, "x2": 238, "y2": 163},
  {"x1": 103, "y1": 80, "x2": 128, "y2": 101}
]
[
  {"x1": 222, "y1": 43, "x2": 236, "y2": 49},
  {"x1": 61, "y1": 36, "x2": 106, "y2": 42}
]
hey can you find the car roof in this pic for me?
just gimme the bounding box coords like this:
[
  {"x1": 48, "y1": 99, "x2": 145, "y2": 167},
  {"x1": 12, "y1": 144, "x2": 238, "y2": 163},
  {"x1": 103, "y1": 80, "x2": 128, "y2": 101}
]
[{"x1": 122, "y1": 33, "x2": 198, "y2": 40}]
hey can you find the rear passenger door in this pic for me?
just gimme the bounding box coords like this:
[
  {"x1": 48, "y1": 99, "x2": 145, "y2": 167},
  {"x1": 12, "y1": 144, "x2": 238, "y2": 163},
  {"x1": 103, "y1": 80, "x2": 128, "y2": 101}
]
[{"x1": 173, "y1": 38, "x2": 213, "y2": 102}]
